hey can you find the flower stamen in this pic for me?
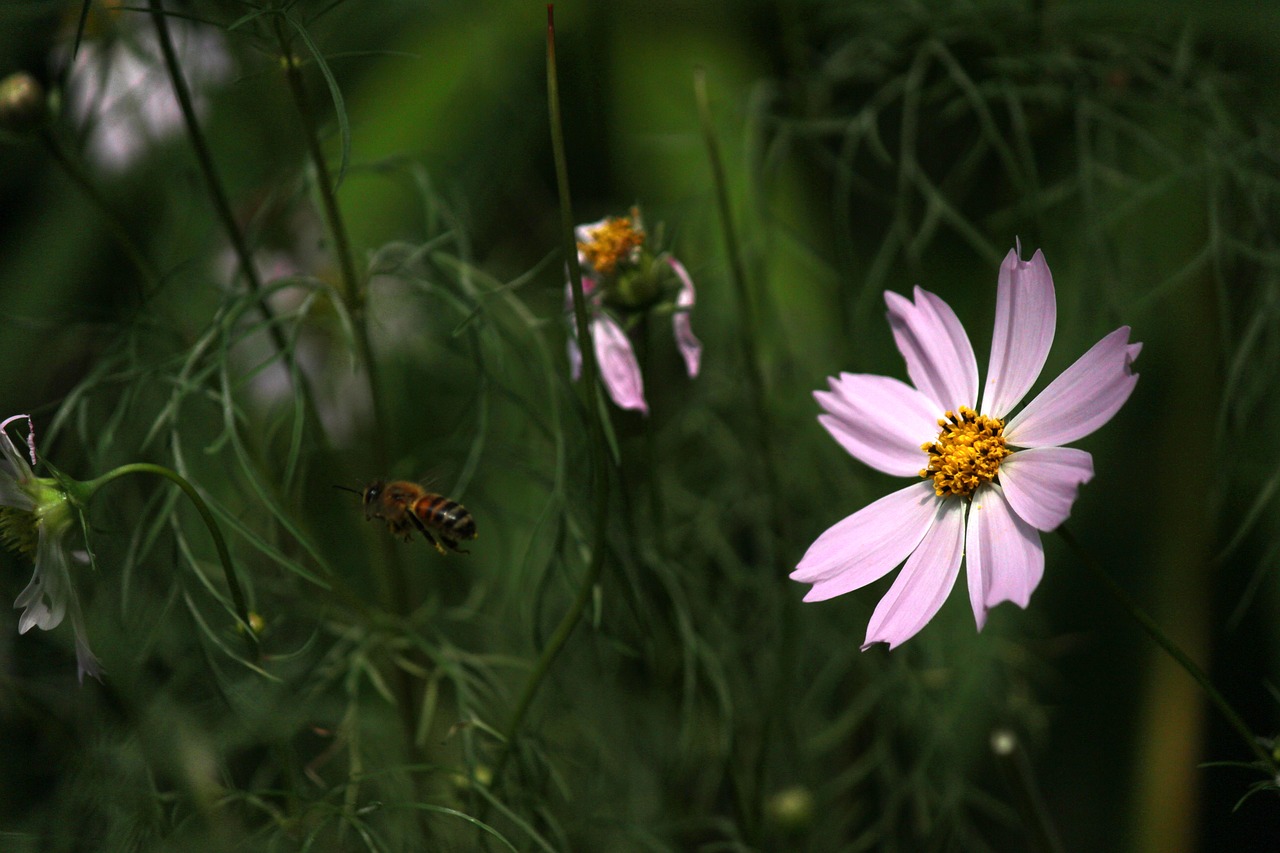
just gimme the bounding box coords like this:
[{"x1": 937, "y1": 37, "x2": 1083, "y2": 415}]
[
  {"x1": 920, "y1": 406, "x2": 1011, "y2": 498},
  {"x1": 578, "y1": 211, "x2": 645, "y2": 276}
]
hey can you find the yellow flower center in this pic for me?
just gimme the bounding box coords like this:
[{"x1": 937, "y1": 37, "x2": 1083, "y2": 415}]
[
  {"x1": 919, "y1": 406, "x2": 1011, "y2": 498},
  {"x1": 578, "y1": 214, "x2": 645, "y2": 277}
]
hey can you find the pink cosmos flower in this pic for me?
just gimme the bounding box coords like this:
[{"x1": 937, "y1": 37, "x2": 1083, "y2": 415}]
[
  {"x1": 791, "y1": 246, "x2": 1141, "y2": 649},
  {"x1": 566, "y1": 210, "x2": 701, "y2": 414}
]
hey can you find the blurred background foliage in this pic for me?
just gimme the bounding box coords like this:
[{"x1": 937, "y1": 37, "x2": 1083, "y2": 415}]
[{"x1": 1, "y1": 0, "x2": 1279, "y2": 850}]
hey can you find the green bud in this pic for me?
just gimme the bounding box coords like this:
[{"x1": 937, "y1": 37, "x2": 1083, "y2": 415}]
[
  {"x1": 0, "y1": 72, "x2": 50, "y2": 136},
  {"x1": 765, "y1": 785, "x2": 814, "y2": 832}
]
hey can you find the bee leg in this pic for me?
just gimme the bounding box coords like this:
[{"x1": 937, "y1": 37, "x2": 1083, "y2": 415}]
[
  {"x1": 424, "y1": 532, "x2": 448, "y2": 556},
  {"x1": 441, "y1": 536, "x2": 470, "y2": 555}
]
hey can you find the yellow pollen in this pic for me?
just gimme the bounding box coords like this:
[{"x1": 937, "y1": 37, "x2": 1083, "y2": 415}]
[
  {"x1": 919, "y1": 406, "x2": 1011, "y2": 498},
  {"x1": 578, "y1": 213, "x2": 645, "y2": 276}
]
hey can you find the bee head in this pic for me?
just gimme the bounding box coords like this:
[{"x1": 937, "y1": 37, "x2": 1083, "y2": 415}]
[{"x1": 361, "y1": 480, "x2": 386, "y2": 519}]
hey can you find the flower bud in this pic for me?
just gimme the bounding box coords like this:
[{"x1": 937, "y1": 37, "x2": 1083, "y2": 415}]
[
  {"x1": 765, "y1": 785, "x2": 814, "y2": 832},
  {"x1": 0, "y1": 72, "x2": 50, "y2": 136}
]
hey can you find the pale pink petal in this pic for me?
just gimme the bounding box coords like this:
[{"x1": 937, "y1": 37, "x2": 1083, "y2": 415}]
[
  {"x1": 966, "y1": 483, "x2": 1044, "y2": 625},
  {"x1": 981, "y1": 248, "x2": 1056, "y2": 419},
  {"x1": 593, "y1": 315, "x2": 648, "y2": 414},
  {"x1": 862, "y1": 498, "x2": 965, "y2": 649},
  {"x1": 792, "y1": 481, "x2": 940, "y2": 600},
  {"x1": 667, "y1": 257, "x2": 702, "y2": 377},
  {"x1": 885, "y1": 287, "x2": 978, "y2": 412},
  {"x1": 816, "y1": 374, "x2": 941, "y2": 476},
  {"x1": 999, "y1": 447, "x2": 1094, "y2": 532},
  {"x1": 1004, "y1": 326, "x2": 1140, "y2": 447}
]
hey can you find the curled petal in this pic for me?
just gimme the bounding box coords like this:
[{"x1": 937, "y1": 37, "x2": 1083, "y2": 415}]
[
  {"x1": 792, "y1": 481, "x2": 940, "y2": 601},
  {"x1": 885, "y1": 287, "x2": 978, "y2": 412},
  {"x1": 15, "y1": 526, "x2": 70, "y2": 633},
  {"x1": 1005, "y1": 327, "x2": 1140, "y2": 447},
  {"x1": 0, "y1": 413, "x2": 36, "y2": 489},
  {"x1": 999, "y1": 447, "x2": 1094, "y2": 532},
  {"x1": 67, "y1": 592, "x2": 103, "y2": 684},
  {"x1": 593, "y1": 315, "x2": 648, "y2": 414},
  {"x1": 666, "y1": 257, "x2": 701, "y2": 377},
  {"x1": 815, "y1": 374, "x2": 940, "y2": 476},
  {"x1": 966, "y1": 483, "x2": 1044, "y2": 628},
  {"x1": 862, "y1": 498, "x2": 966, "y2": 650},
  {"x1": 982, "y1": 248, "x2": 1056, "y2": 419}
]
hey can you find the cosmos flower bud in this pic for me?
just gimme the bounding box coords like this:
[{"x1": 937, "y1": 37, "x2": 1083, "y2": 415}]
[{"x1": 0, "y1": 72, "x2": 50, "y2": 136}]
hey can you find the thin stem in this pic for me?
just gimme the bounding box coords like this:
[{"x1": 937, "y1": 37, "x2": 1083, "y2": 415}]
[
  {"x1": 491, "y1": 4, "x2": 612, "y2": 787},
  {"x1": 146, "y1": 0, "x2": 261, "y2": 300},
  {"x1": 991, "y1": 729, "x2": 1063, "y2": 853},
  {"x1": 1058, "y1": 525, "x2": 1275, "y2": 771},
  {"x1": 83, "y1": 463, "x2": 255, "y2": 656},
  {"x1": 39, "y1": 129, "x2": 158, "y2": 299},
  {"x1": 147, "y1": 0, "x2": 327, "y2": 443},
  {"x1": 693, "y1": 68, "x2": 780, "y2": 540},
  {"x1": 271, "y1": 22, "x2": 361, "y2": 311},
  {"x1": 271, "y1": 16, "x2": 387, "y2": 477}
]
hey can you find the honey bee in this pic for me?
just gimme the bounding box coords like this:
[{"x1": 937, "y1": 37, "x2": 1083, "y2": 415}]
[{"x1": 337, "y1": 480, "x2": 477, "y2": 555}]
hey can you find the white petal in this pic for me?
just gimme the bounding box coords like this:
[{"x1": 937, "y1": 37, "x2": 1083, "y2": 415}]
[
  {"x1": 816, "y1": 374, "x2": 941, "y2": 476},
  {"x1": 0, "y1": 474, "x2": 34, "y2": 510},
  {"x1": 885, "y1": 287, "x2": 978, "y2": 412},
  {"x1": 67, "y1": 590, "x2": 103, "y2": 684},
  {"x1": 667, "y1": 257, "x2": 702, "y2": 377},
  {"x1": 1004, "y1": 327, "x2": 1140, "y2": 447},
  {"x1": 862, "y1": 498, "x2": 966, "y2": 649},
  {"x1": 567, "y1": 337, "x2": 583, "y2": 381},
  {"x1": 966, "y1": 483, "x2": 1044, "y2": 624},
  {"x1": 15, "y1": 526, "x2": 70, "y2": 633},
  {"x1": 592, "y1": 316, "x2": 648, "y2": 414},
  {"x1": 792, "y1": 481, "x2": 940, "y2": 600},
  {"x1": 0, "y1": 414, "x2": 35, "y2": 482},
  {"x1": 999, "y1": 447, "x2": 1094, "y2": 532},
  {"x1": 981, "y1": 248, "x2": 1056, "y2": 419}
]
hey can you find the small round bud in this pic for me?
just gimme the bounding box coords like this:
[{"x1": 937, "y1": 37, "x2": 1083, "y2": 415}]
[
  {"x1": 0, "y1": 72, "x2": 50, "y2": 136},
  {"x1": 765, "y1": 785, "x2": 814, "y2": 832}
]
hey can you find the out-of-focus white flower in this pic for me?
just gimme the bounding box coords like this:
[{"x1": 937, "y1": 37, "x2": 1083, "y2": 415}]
[
  {"x1": 64, "y1": 11, "x2": 233, "y2": 172},
  {"x1": 566, "y1": 209, "x2": 702, "y2": 414},
  {"x1": 0, "y1": 415, "x2": 102, "y2": 682}
]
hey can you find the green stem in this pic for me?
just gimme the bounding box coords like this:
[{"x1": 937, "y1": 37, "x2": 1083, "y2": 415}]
[
  {"x1": 693, "y1": 68, "x2": 780, "y2": 540},
  {"x1": 990, "y1": 729, "x2": 1063, "y2": 853},
  {"x1": 39, "y1": 130, "x2": 158, "y2": 299},
  {"x1": 147, "y1": 0, "x2": 326, "y2": 442},
  {"x1": 271, "y1": 16, "x2": 386, "y2": 476},
  {"x1": 1057, "y1": 525, "x2": 1275, "y2": 771},
  {"x1": 83, "y1": 463, "x2": 255, "y2": 655},
  {"x1": 147, "y1": 0, "x2": 262, "y2": 300},
  {"x1": 491, "y1": 5, "x2": 612, "y2": 787},
  {"x1": 272, "y1": 23, "x2": 361, "y2": 310}
]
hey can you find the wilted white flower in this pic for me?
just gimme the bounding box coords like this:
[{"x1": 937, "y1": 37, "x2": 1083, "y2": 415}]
[{"x1": 0, "y1": 415, "x2": 102, "y2": 682}]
